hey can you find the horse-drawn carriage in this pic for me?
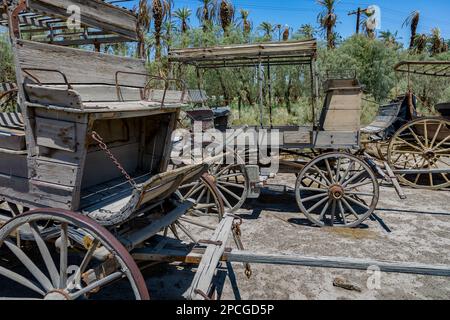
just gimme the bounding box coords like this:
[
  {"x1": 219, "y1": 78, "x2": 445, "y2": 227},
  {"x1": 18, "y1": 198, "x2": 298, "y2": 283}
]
[
  {"x1": 0, "y1": 0, "x2": 243, "y2": 300},
  {"x1": 169, "y1": 41, "x2": 381, "y2": 228},
  {"x1": 362, "y1": 61, "x2": 450, "y2": 190}
]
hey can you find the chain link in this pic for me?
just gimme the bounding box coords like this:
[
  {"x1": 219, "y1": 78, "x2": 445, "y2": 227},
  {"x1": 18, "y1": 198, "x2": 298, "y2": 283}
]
[{"x1": 91, "y1": 131, "x2": 138, "y2": 189}]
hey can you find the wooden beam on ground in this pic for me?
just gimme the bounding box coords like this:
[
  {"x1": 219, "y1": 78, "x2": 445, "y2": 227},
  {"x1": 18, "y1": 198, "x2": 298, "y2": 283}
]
[
  {"x1": 187, "y1": 215, "x2": 235, "y2": 300},
  {"x1": 227, "y1": 251, "x2": 450, "y2": 277}
]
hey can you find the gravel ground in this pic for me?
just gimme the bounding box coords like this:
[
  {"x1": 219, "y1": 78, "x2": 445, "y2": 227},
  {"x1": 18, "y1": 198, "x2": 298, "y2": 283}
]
[
  {"x1": 146, "y1": 174, "x2": 450, "y2": 300},
  {"x1": 0, "y1": 174, "x2": 449, "y2": 300}
]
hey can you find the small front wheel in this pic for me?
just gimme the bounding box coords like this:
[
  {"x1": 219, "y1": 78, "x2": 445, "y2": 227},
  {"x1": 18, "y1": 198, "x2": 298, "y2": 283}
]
[{"x1": 295, "y1": 153, "x2": 379, "y2": 228}]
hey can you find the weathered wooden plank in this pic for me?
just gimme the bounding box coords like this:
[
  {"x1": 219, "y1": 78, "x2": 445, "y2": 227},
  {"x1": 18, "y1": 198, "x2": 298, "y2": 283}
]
[
  {"x1": 227, "y1": 251, "x2": 450, "y2": 277},
  {"x1": 28, "y1": 0, "x2": 138, "y2": 40},
  {"x1": 0, "y1": 128, "x2": 26, "y2": 151},
  {"x1": 283, "y1": 131, "x2": 311, "y2": 144},
  {"x1": 16, "y1": 40, "x2": 146, "y2": 87},
  {"x1": 188, "y1": 215, "x2": 234, "y2": 300},
  {"x1": 35, "y1": 117, "x2": 77, "y2": 152},
  {"x1": 30, "y1": 159, "x2": 78, "y2": 187},
  {"x1": 25, "y1": 85, "x2": 83, "y2": 108}
]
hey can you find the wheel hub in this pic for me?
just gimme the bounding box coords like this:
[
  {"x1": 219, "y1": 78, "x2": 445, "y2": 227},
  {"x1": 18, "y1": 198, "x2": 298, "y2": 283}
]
[
  {"x1": 423, "y1": 149, "x2": 436, "y2": 160},
  {"x1": 44, "y1": 289, "x2": 71, "y2": 300},
  {"x1": 329, "y1": 184, "x2": 344, "y2": 200}
]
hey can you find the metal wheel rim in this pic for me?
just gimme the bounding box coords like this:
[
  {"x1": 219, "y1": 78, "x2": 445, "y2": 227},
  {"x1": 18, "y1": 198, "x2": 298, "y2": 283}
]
[
  {"x1": 295, "y1": 152, "x2": 379, "y2": 228},
  {"x1": 0, "y1": 209, "x2": 149, "y2": 300},
  {"x1": 387, "y1": 117, "x2": 450, "y2": 190}
]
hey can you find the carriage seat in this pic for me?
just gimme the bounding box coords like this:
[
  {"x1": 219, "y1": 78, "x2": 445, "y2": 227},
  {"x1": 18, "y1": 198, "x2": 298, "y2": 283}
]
[{"x1": 0, "y1": 112, "x2": 26, "y2": 151}]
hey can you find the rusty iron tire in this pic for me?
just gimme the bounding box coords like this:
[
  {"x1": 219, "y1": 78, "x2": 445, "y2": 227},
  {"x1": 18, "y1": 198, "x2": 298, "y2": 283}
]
[
  {"x1": 0, "y1": 209, "x2": 149, "y2": 300},
  {"x1": 295, "y1": 152, "x2": 379, "y2": 228}
]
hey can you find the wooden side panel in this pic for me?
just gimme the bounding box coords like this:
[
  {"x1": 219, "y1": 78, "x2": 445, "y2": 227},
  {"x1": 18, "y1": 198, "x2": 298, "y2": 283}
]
[
  {"x1": 36, "y1": 117, "x2": 77, "y2": 152},
  {"x1": 283, "y1": 131, "x2": 311, "y2": 144},
  {"x1": 16, "y1": 40, "x2": 147, "y2": 87},
  {"x1": 30, "y1": 159, "x2": 78, "y2": 187},
  {"x1": 28, "y1": 0, "x2": 138, "y2": 40},
  {"x1": 321, "y1": 90, "x2": 362, "y2": 132}
]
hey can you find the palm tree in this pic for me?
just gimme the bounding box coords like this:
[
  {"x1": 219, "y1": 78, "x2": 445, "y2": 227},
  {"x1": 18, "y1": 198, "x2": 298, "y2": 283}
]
[
  {"x1": 218, "y1": 0, "x2": 235, "y2": 35},
  {"x1": 197, "y1": 0, "x2": 217, "y2": 32},
  {"x1": 258, "y1": 22, "x2": 274, "y2": 41},
  {"x1": 430, "y1": 28, "x2": 443, "y2": 55},
  {"x1": 152, "y1": 0, "x2": 173, "y2": 60},
  {"x1": 297, "y1": 24, "x2": 316, "y2": 39},
  {"x1": 283, "y1": 25, "x2": 292, "y2": 41},
  {"x1": 136, "y1": 0, "x2": 152, "y2": 59},
  {"x1": 239, "y1": 9, "x2": 252, "y2": 36},
  {"x1": 317, "y1": 0, "x2": 338, "y2": 49},
  {"x1": 403, "y1": 11, "x2": 420, "y2": 50},
  {"x1": 173, "y1": 7, "x2": 192, "y2": 34},
  {"x1": 413, "y1": 33, "x2": 428, "y2": 54},
  {"x1": 379, "y1": 30, "x2": 401, "y2": 48}
]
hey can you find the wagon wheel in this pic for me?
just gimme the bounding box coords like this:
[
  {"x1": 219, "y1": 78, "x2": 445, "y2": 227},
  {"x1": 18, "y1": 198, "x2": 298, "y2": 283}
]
[
  {"x1": 208, "y1": 160, "x2": 249, "y2": 213},
  {"x1": 295, "y1": 153, "x2": 379, "y2": 228},
  {"x1": 0, "y1": 209, "x2": 149, "y2": 300},
  {"x1": 387, "y1": 117, "x2": 450, "y2": 190},
  {"x1": 170, "y1": 174, "x2": 225, "y2": 243}
]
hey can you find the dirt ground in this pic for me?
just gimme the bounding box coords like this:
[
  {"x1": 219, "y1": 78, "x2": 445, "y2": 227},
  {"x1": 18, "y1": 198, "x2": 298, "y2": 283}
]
[{"x1": 145, "y1": 174, "x2": 450, "y2": 300}]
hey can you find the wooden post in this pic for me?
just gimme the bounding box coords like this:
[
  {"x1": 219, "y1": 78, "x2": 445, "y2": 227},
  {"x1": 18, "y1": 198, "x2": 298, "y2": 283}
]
[
  {"x1": 267, "y1": 58, "x2": 273, "y2": 127},
  {"x1": 258, "y1": 58, "x2": 264, "y2": 127}
]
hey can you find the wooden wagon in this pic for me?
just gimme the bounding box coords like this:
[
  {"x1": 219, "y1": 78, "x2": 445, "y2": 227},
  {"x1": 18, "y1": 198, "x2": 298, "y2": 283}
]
[
  {"x1": 0, "y1": 0, "x2": 245, "y2": 300},
  {"x1": 169, "y1": 41, "x2": 380, "y2": 228},
  {"x1": 362, "y1": 61, "x2": 450, "y2": 190}
]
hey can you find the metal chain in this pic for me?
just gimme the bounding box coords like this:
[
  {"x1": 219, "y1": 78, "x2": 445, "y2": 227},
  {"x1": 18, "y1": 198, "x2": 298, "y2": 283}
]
[{"x1": 91, "y1": 131, "x2": 138, "y2": 189}]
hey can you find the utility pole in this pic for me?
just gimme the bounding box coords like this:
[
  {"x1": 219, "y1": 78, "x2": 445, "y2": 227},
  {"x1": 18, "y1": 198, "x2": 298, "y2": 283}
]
[{"x1": 348, "y1": 7, "x2": 367, "y2": 34}]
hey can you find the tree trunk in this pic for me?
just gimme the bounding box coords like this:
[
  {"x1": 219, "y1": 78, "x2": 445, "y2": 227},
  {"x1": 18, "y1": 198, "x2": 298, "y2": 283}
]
[{"x1": 216, "y1": 70, "x2": 230, "y2": 106}]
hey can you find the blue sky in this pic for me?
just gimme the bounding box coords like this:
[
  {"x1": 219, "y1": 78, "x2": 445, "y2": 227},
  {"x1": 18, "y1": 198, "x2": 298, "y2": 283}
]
[{"x1": 118, "y1": 0, "x2": 450, "y2": 45}]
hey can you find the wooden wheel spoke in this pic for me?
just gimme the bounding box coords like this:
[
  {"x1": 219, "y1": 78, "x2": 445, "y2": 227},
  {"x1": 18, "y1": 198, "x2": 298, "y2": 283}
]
[
  {"x1": 341, "y1": 198, "x2": 359, "y2": 219},
  {"x1": 344, "y1": 180, "x2": 372, "y2": 190},
  {"x1": 319, "y1": 200, "x2": 331, "y2": 220},
  {"x1": 217, "y1": 173, "x2": 243, "y2": 180},
  {"x1": 71, "y1": 239, "x2": 100, "y2": 289},
  {"x1": 343, "y1": 195, "x2": 370, "y2": 211},
  {"x1": 433, "y1": 135, "x2": 450, "y2": 151},
  {"x1": 339, "y1": 161, "x2": 354, "y2": 184},
  {"x1": 0, "y1": 265, "x2": 45, "y2": 296},
  {"x1": 70, "y1": 271, "x2": 123, "y2": 300},
  {"x1": 430, "y1": 123, "x2": 443, "y2": 149},
  {"x1": 342, "y1": 170, "x2": 365, "y2": 188},
  {"x1": 175, "y1": 221, "x2": 198, "y2": 243},
  {"x1": 298, "y1": 187, "x2": 328, "y2": 193},
  {"x1": 303, "y1": 173, "x2": 328, "y2": 188},
  {"x1": 59, "y1": 223, "x2": 68, "y2": 289},
  {"x1": 330, "y1": 200, "x2": 336, "y2": 226},
  {"x1": 338, "y1": 200, "x2": 347, "y2": 225},
  {"x1": 306, "y1": 196, "x2": 329, "y2": 213},
  {"x1": 183, "y1": 182, "x2": 203, "y2": 199},
  {"x1": 345, "y1": 191, "x2": 374, "y2": 197},
  {"x1": 312, "y1": 165, "x2": 331, "y2": 186},
  {"x1": 216, "y1": 188, "x2": 233, "y2": 209},
  {"x1": 302, "y1": 193, "x2": 328, "y2": 203},
  {"x1": 396, "y1": 137, "x2": 424, "y2": 152},
  {"x1": 324, "y1": 159, "x2": 336, "y2": 183},
  {"x1": 424, "y1": 121, "x2": 429, "y2": 148},
  {"x1": 217, "y1": 181, "x2": 245, "y2": 189},
  {"x1": 4, "y1": 240, "x2": 53, "y2": 292},
  {"x1": 29, "y1": 222, "x2": 60, "y2": 288},
  {"x1": 217, "y1": 184, "x2": 241, "y2": 202}
]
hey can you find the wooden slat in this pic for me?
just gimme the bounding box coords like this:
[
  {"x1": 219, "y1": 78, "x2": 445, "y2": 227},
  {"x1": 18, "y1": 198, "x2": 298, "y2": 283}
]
[
  {"x1": 188, "y1": 215, "x2": 234, "y2": 300},
  {"x1": 28, "y1": 0, "x2": 138, "y2": 40},
  {"x1": 36, "y1": 117, "x2": 77, "y2": 152},
  {"x1": 16, "y1": 40, "x2": 147, "y2": 87}
]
